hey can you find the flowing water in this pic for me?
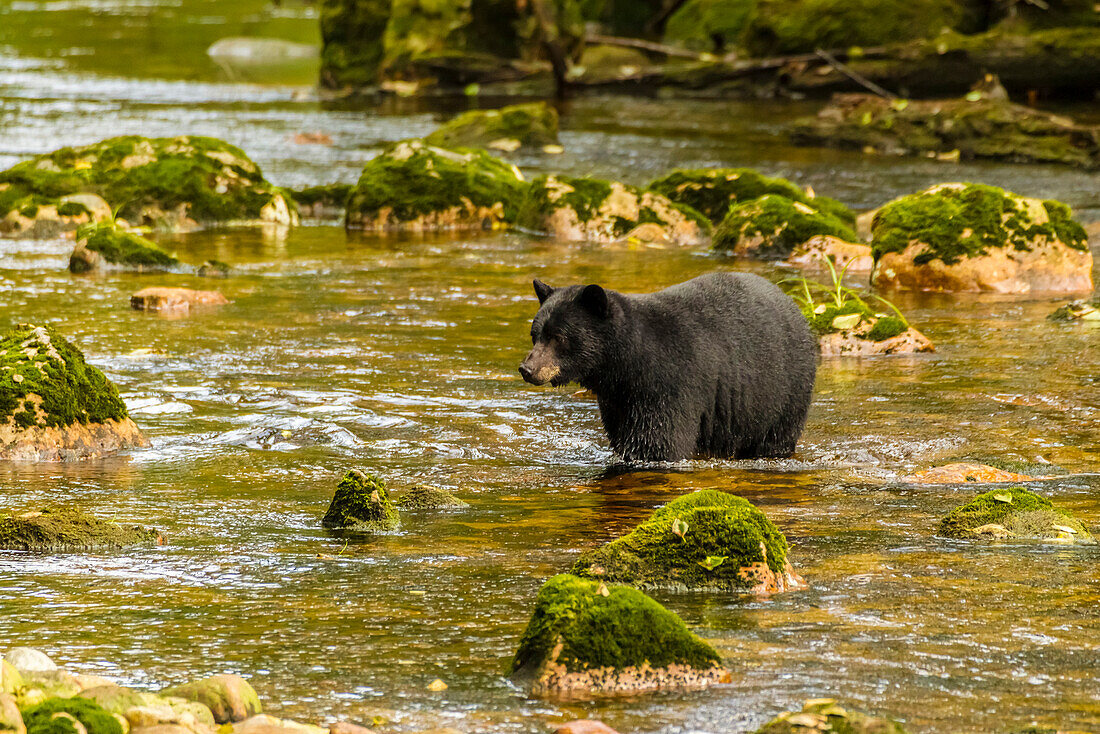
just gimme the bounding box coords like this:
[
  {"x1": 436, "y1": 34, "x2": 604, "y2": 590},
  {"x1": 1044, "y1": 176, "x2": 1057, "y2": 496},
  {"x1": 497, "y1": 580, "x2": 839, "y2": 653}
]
[{"x1": 1, "y1": 2, "x2": 1099, "y2": 732}]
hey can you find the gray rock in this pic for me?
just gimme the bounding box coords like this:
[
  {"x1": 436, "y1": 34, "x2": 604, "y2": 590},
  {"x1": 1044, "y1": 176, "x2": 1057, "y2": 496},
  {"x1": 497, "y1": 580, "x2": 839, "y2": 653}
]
[{"x1": 3, "y1": 648, "x2": 56, "y2": 674}]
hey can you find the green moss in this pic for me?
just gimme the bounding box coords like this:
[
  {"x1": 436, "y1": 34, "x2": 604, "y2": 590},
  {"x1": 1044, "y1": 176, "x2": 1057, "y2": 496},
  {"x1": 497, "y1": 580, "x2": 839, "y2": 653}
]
[
  {"x1": 0, "y1": 323, "x2": 128, "y2": 429},
  {"x1": 22, "y1": 698, "x2": 122, "y2": 734},
  {"x1": 664, "y1": 0, "x2": 757, "y2": 53},
  {"x1": 0, "y1": 135, "x2": 294, "y2": 227},
  {"x1": 939, "y1": 486, "x2": 1093, "y2": 541},
  {"x1": 648, "y1": 167, "x2": 853, "y2": 225},
  {"x1": 424, "y1": 102, "x2": 559, "y2": 149},
  {"x1": 345, "y1": 140, "x2": 527, "y2": 230},
  {"x1": 322, "y1": 469, "x2": 399, "y2": 532},
  {"x1": 866, "y1": 315, "x2": 907, "y2": 341},
  {"x1": 55, "y1": 201, "x2": 89, "y2": 217},
  {"x1": 396, "y1": 484, "x2": 468, "y2": 510},
  {"x1": 289, "y1": 183, "x2": 354, "y2": 209},
  {"x1": 713, "y1": 194, "x2": 856, "y2": 258},
  {"x1": 743, "y1": 0, "x2": 979, "y2": 57},
  {"x1": 0, "y1": 507, "x2": 160, "y2": 552},
  {"x1": 71, "y1": 226, "x2": 180, "y2": 273},
  {"x1": 871, "y1": 184, "x2": 1088, "y2": 267},
  {"x1": 755, "y1": 698, "x2": 909, "y2": 733},
  {"x1": 319, "y1": 0, "x2": 391, "y2": 88},
  {"x1": 509, "y1": 574, "x2": 722, "y2": 676},
  {"x1": 571, "y1": 489, "x2": 789, "y2": 591},
  {"x1": 1048, "y1": 298, "x2": 1100, "y2": 322}
]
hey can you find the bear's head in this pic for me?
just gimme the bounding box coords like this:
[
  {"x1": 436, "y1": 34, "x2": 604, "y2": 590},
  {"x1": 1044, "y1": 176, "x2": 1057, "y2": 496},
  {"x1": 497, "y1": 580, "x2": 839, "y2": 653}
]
[{"x1": 519, "y1": 278, "x2": 616, "y2": 388}]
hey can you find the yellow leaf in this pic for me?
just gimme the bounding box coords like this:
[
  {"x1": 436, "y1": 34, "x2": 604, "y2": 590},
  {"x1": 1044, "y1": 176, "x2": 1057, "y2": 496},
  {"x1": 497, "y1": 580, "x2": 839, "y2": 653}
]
[{"x1": 427, "y1": 679, "x2": 448, "y2": 692}]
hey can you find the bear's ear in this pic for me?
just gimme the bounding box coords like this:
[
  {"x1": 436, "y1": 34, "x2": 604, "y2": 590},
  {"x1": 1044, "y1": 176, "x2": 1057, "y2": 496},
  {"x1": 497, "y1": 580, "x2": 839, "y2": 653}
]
[
  {"x1": 579, "y1": 284, "x2": 609, "y2": 318},
  {"x1": 533, "y1": 278, "x2": 554, "y2": 304}
]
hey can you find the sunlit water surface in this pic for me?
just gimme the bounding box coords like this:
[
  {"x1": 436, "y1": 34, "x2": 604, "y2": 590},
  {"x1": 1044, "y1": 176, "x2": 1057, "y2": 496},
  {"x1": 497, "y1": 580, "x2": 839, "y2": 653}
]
[{"x1": 1, "y1": 3, "x2": 1099, "y2": 732}]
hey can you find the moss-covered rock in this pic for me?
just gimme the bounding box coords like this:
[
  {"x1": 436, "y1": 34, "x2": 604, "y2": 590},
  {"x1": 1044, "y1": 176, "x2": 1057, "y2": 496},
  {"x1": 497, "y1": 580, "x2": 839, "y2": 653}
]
[
  {"x1": 789, "y1": 285, "x2": 933, "y2": 357},
  {"x1": 754, "y1": 698, "x2": 908, "y2": 733},
  {"x1": 322, "y1": 470, "x2": 399, "y2": 532},
  {"x1": 69, "y1": 224, "x2": 181, "y2": 274},
  {"x1": 1049, "y1": 298, "x2": 1100, "y2": 322},
  {"x1": 289, "y1": 183, "x2": 353, "y2": 220},
  {"x1": 509, "y1": 574, "x2": 727, "y2": 696},
  {"x1": 0, "y1": 194, "x2": 113, "y2": 240},
  {"x1": 785, "y1": 235, "x2": 873, "y2": 272},
  {"x1": 21, "y1": 697, "x2": 123, "y2": 734},
  {"x1": 663, "y1": 0, "x2": 756, "y2": 53},
  {"x1": 791, "y1": 93, "x2": 1100, "y2": 169},
  {"x1": 572, "y1": 489, "x2": 804, "y2": 593},
  {"x1": 517, "y1": 174, "x2": 709, "y2": 245},
  {"x1": 0, "y1": 507, "x2": 162, "y2": 552},
  {"x1": 80, "y1": 684, "x2": 216, "y2": 731},
  {"x1": 319, "y1": 0, "x2": 390, "y2": 88},
  {"x1": 648, "y1": 167, "x2": 854, "y2": 225},
  {"x1": 395, "y1": 485, "x2": 468, "y2": 510},
  {"x1": 939, "y1": 486, "x2": 1094, "y2": 544},
  {"x1": 160, "y1": 675, "x2": 260, "y2": 725},
  {"x1": 0, "y1": 324, "x2": 148, "y2": 461},
  {"x1": 870, "y1": 183, "x2": 1093, "y2": 293},
  {"x1": 713, "y1": 194, "x2": 856, "y2": 259},
  {"x1": 743, "y1": 0, "x2": 979, "y2": 57},
  {"x1": 424, "y1": 102, "x2": 559, "y2": 151},
  {"x1": 345, "y1": 140, "x2": 526, "y2": 233},
  {"x1": 0, "y1": 136, "x2": 297, "y2": 234}
]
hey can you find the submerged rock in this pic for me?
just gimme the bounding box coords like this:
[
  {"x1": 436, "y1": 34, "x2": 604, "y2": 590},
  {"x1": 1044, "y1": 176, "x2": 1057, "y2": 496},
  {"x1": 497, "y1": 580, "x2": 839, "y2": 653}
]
[
  {"x1": 509, "y1": 574, "x2": 728, "y2": 696},
  {"x1": 130, "y1": 288, "x2": 229, "y2": 315},
  {"x1": 1048, "y1": 298, "x2": 1100, "y2": 322},
  {"x1": 572, "y1": 489, "x2": 805, "y2": 593},
  {"x1": 395, "y1": 485, "x2": 468, "y2": 510},
  {"x1": 423, "y1": 102, "x2": 559, "y2": 151},
  {"x1": 161, "y1": 674, "x2": 261, "y2": 725},
  {"x1": 0, "y1": 324, "x2": 148, "y2": 461},
  {"x1": 517, "y1": 175, "x2": 709, "y2": 246},
  {"x1": 345, "y1": 140, "x2": 526, "y2": 233},
  {"x1": 0, "y1": 135, "x2": 297, "y2": 235},
  {"x1": 785, "y1": 235, "x2": 873, "y2": 272},
  {"x1": 70, "y1": 225, "x2": 182, "y2": 274},
  {"x1": 21, "y1": 697, "x2": 123, "y2": 734},
  {"x1": 0, "y1": 508, "x2": 162, "y2": 552},
  {"x1": 289, "y1": 184, "x2": 353, "y2": 220},
  {"x1": 871, "y1": 183, "x2": 1093, "y2": 294},
  {"x1": 939, "y1": 486, "x2": 1094, "y2": 544},
  {"x1": 232, "y1": 714, "x2": 328, "y2": 734},
  {"x1": 713, "y1": 194, "x2": 857, "y2": 259},
  {"x1": 648, "y1": 168, "x2": 853, "y2": 225},
  {"x1": 791, "y1": 92, "x2": 1100, "y2": 169},
  {"x1": 754, "y1": 698, "x2": 908, "y2": 733},
  {"x1": 905, "y1": 463, "x2": 1038, "y2": 484},
  {"x1": 322, "y1": 470, "x2": 399, "y2": 532}
]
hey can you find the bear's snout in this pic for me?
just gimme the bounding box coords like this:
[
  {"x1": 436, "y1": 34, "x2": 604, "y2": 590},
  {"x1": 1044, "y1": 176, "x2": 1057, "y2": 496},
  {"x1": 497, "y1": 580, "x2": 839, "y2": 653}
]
[{"x1": 520, "y1": 346, "x2": 560, "y2": 386}]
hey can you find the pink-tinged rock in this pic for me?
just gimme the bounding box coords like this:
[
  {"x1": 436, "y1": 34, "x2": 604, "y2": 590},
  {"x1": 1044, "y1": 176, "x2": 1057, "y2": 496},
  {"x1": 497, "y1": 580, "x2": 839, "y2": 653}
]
[{"x1": 131, "y1": 288, "x2": 229, "y2": 314}]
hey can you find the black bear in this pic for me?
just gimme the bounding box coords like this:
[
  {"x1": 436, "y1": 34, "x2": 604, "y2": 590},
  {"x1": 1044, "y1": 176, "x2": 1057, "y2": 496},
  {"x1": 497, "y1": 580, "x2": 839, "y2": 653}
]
[{"x1": 519, "y1": 272, "x2": 817, "y2": 462}]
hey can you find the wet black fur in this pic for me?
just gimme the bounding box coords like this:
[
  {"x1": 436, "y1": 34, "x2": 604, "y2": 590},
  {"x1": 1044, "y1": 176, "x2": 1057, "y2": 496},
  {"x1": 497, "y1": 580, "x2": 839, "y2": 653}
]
[{"x1": 524, "y1": 272, "x2": 817, "y2": 462}]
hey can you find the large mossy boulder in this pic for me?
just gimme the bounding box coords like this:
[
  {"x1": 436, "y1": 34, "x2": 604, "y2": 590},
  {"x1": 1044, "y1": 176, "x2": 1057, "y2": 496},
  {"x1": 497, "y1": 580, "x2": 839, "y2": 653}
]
[
  {"x1": 509, "y1": 574, "x2": 727, "y2": 696},
  {"x1": 160, "y1": 674, "x2": 261, "y2": 725},
  {"x1": 742, "y1": 0, "x2": 980, "y2": 57},
  {"x1": 940, "y1": 486, "x2": 1093, "y2": 544},
  {"x1": 517, "y1": 175, "x2": 709, "y2": 245},
  {"x1": 790, "y1": 92, "x2": 1100, "y2": 169},
  {"x1": 754, "y1": 698, "x2": 908, "y2": 733},
  {"x1": 69, "y1": 224, "x2": 182, "y2": 274},
  {"x1": 322, "y1": 470, "x2": 399, "y2": 532},
  {"x1": 792, "y1": 286, "x2": 934, "y2": 357},
  {"x1": 663, "y1": 0, "x2": 756, "y2": 53},
  {"x1": 648, "y1": 168, "x2": 854, "y2": 225},
  {"x1": 0, "y1": 507, "x2": 162, "y2": 552},
  {"x1": 21, "y1": 697, "x2": 123, "y2": 734},
  {"x1": 572, "y1": 489, "x2": 805, "y2": 593},
  {"x1": 345, "y1": 140, "x2": 526, "y2": 233},
  {"x1": 0, "y1": 136, "x2": 297, "y2": 235},
  {"x1": 870, "y1": 183, "x2": 1093, "y2": 293},
  {"x1": 713, "y1": 194, "x2": 857, "y2": 259},
  {"x1": 423, "y1": 102, "x2": 559, "y2": 151},
  {"x1": 0, "y1": 324, "x2": 147, "y2": 461}
]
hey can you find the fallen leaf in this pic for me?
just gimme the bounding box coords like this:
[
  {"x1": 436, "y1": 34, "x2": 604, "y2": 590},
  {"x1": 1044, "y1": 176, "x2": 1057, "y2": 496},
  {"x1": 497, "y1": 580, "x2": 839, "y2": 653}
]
[
  {"x1": 596, "y1": 582, "x2": 609, "y2": 597},
  {"x1": 542, "y1": 144, "x2": 565, "y2": 155},
  {"x1": 671, "y1": 518, "x2": 688, "y2": 538},
  {"x1": 697, "y1": 555, "x2": 727, "y2": 571},
  {"x1": 831, "y1": 313, "x2": 862, "y2": 330},
  {"x1": 427, "y1": 679, "x2": 448, "y2": 692},
  {"x1": 488, "y1": 138, "x2": 522, "y2": 152},
  {"x1": 992, "y1": 492, "x2": 1013, "y2": 503}
]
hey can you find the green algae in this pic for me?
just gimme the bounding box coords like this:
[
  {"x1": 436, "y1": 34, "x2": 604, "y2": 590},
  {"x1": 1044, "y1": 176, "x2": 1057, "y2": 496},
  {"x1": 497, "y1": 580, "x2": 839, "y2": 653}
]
[
  {"x1": 22, "y1": 698, "x2": 122, "y2": 734},
  {"x1": 866, "y1": 315, "x2": 908, "y2": 341},
  {"x1": 939, "y1": 486, "x2": 1093, "y2": 542},
  {"x1": 713, "y1": 194, "x2": 856, "y2": 259},
  {"x1": 70, "y1": 225, "x2": 181, "y2": 274},
  {"x1": 871, "y1": 184, "x2": 1089, "y2": 266},
  {"x1": 648, "y1": 167, "x2": 854, "y2": 225},
  {"x1": 322, "y1": 469, "x2": 399, "y2": 532},
  {"x1": 289, "y1": 183, "x2": 354, "y2": 210},
  {"x1": 423, "y1": 102, "x2": 559, "y2": 149},
  {"x1": 319, "y1": 0, "x2": 390, "y2": 88},
  {"x1": 509, "y1": 574, "x2": 722, "y2": 676},
  {"x1": 396, "y1": 485, "x2": 468, "y2": 510},
  {"x1": 345, "y1": 140, "x2": 526, "y2": 230},
  {"x1": 0, "y1": 507, "x2": 161, "y2": 552},
  {"x1": 663, "y1": 0, "x2": 756, "y2": 53},
  {"x1": 755, "y1": 698, "x2": 909, "y2": 733},
  {"x1": 571, "y1": 489, "x2": 790, "y2": 591},
  {"x1": 0, "y1": 135, "x2": 294, "y2": 227},
  {"x1": 0, "y1": 324, "x2": 128, "y2": 429}
]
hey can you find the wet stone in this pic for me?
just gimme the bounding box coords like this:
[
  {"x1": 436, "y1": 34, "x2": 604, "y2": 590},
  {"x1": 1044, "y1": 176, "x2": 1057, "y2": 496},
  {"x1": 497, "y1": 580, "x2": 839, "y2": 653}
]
[
  {"x1": 160, "y1": 674, "x2": 261, "y2": 725},
  {"x1": 322, "y1": 470, "x2": 399, "y2": 532}
]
